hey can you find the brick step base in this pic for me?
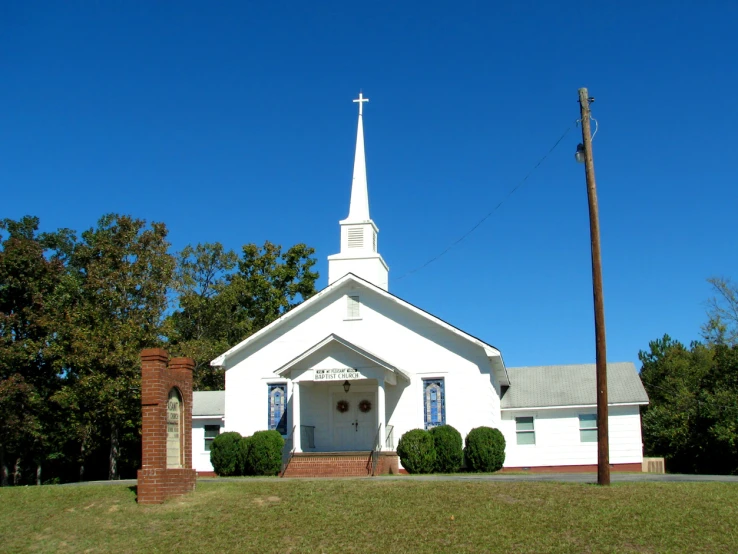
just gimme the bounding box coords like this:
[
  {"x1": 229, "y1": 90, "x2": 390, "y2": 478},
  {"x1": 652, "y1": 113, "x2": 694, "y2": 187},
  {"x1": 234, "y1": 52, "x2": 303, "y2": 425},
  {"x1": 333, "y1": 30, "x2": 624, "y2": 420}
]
[{"x1": 282, "y1": 452, "x2": 399, "y2": 478}]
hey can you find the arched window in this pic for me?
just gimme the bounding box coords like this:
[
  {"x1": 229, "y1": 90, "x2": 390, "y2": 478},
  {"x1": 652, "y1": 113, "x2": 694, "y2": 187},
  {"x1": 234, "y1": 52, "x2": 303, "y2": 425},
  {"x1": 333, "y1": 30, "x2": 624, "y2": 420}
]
[{"x1": 166, "y1": 388, "x2": 183, "y2": 468}]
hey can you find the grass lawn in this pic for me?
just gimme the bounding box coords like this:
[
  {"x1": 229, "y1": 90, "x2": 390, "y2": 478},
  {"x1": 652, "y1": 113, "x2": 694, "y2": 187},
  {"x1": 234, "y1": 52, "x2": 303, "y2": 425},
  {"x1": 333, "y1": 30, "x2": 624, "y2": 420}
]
[{"x1": 1, "y1": 478, "x2": 736, "y2": 553}]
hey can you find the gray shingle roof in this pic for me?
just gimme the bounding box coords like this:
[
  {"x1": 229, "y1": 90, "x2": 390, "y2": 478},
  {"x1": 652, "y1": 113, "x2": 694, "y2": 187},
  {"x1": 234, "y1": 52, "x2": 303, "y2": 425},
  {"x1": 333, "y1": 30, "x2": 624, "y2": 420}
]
[
  {"x1": 500, "y1": 362, "x2": 649, "y2": 409},
  {"x1": 193, "y1": 391, "x2": 225, "y2": 416}
]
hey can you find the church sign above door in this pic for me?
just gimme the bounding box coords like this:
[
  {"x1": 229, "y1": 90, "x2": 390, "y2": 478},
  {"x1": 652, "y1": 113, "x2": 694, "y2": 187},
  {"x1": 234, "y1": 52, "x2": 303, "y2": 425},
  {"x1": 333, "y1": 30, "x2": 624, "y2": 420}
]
[{"x1": 314, "y1": 368, "x2": 363, "y2": 381}]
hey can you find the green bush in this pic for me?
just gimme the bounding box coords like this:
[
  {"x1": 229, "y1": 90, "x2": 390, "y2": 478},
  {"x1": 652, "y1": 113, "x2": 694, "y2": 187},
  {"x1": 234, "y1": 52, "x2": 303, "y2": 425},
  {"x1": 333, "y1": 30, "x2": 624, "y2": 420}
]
[
  {"x1": 430, "y1": 425, "x2": 463, "y2": 473},
  {"x1": 464, "y1": 426, "x2": 506, "y2": 472},
  {"x1": 244, "y1": 430, "x2": 284, "y2": 476},
  {"x1": 210, "y1": 431, "x2": 244, "y2": 476},
  {"x1": 397, "y1": 429, "x2": 437, "y2": 474}
]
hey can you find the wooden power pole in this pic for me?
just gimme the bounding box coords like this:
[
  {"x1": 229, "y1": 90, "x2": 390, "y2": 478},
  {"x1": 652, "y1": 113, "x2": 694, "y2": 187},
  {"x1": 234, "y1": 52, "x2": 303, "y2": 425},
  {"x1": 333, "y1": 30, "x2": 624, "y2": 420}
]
[{"x1": 578, "y1": 87, "x2": 610, "y2": 486}]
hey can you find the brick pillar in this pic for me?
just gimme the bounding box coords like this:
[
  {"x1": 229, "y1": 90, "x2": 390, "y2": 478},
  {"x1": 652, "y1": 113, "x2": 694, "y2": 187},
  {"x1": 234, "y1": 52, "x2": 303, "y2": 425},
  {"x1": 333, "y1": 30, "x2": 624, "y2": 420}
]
[{"x1": 137, "y1": 349, "x2": 197, "y2": 504}]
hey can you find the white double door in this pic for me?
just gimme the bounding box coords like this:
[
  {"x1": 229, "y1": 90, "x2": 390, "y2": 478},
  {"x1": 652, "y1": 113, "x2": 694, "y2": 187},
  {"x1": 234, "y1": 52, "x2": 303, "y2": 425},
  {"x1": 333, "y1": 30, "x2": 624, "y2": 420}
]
[{"x1": 332, "y1": 391, "x2": 376, "y2": 451}]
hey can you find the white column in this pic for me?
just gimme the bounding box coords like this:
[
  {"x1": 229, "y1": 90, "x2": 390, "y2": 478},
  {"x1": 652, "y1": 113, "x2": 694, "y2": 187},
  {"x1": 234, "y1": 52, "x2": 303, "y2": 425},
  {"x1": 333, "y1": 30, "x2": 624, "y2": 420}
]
[
  {"x1": 292, "y1": 382, "x2": 301, "y2": 453},
  {"x1": 377, "y1": 378, "x2": 386, "y2": 451}
]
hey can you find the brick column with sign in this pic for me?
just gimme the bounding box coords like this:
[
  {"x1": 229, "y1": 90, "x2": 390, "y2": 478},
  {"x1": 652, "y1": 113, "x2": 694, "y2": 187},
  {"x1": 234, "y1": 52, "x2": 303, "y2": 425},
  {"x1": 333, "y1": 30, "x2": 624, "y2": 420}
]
[{"x1": 137, "y1": 349, "x2": 197, "y2": 504}]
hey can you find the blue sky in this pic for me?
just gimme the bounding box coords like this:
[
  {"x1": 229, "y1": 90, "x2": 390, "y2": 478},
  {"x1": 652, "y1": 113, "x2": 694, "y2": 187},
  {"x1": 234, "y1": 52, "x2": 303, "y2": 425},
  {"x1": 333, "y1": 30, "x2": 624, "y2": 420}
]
[{"x1": 3, "y1": 2, "x2": 737, "y2": 368}]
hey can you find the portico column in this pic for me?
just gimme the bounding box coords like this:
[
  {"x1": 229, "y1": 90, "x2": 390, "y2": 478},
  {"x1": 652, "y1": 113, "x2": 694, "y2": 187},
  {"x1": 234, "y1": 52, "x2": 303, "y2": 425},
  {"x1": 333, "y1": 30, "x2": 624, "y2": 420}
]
[
  {"x1": 292, "y1": 381, "x2": 302, "y2": 453},
  {"x1": 377, "y1": 378, "x2": 386, "y2": 452}
]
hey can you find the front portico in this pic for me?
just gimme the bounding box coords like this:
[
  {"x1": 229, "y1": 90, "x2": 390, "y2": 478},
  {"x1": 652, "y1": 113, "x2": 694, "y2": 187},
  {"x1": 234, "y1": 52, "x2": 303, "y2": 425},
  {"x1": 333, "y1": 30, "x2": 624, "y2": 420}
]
[{"x1": 274, "y1": 334, "x2": 408, "y2": 453}]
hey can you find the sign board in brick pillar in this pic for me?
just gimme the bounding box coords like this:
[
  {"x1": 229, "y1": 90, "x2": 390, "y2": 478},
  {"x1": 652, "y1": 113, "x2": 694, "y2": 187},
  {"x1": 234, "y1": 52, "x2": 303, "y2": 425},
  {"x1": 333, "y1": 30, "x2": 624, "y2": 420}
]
[{"x1": 137, "y1": 348, "x2": 197, "y2": 504}]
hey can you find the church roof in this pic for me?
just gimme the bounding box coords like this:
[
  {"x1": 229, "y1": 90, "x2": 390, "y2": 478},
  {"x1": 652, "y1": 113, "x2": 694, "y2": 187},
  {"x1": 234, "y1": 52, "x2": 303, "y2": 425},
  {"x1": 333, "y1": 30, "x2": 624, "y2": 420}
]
[
  {"x1": 211, "y1": 273, "x2": 508, "y2": 385},
  {"x1": 500, "y1": 362, "x2": 649, "y2": 409},
  {"x1": 193, "y1": 391, "x2": 225, "y2": 417}
]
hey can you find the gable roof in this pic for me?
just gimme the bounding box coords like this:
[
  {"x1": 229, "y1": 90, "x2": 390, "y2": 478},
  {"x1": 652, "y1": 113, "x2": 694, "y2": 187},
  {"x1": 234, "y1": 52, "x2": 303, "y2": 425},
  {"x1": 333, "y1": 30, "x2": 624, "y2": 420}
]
[
  {"x1": 193, "y1": 391, "x2": 225, "y2": 417},
  {"x1": 500, "y1": 362, "x2": 649, "y2": 410},
  {"x1": 275, "y1": 333, "x2": 410, "y2": 379},
  {"x1": 210, "y1": 273, "x2": 508, "y2": 384}
]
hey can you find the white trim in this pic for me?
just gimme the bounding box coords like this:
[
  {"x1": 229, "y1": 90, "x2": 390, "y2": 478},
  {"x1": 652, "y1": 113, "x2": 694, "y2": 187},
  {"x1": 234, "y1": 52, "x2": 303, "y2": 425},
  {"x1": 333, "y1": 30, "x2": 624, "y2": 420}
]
[
  {"x1": 192, "y1": 415, "x2": 225, "y2": 420},
  {"x1": 501, "y1": 401, "x2": 648, "y2": 412},
  {"x1": 273, "y1": 333, "x2": 411, "y2": 380},
  {"x1": 210, "y1": 273, "x2": 504, "y2": 375}
]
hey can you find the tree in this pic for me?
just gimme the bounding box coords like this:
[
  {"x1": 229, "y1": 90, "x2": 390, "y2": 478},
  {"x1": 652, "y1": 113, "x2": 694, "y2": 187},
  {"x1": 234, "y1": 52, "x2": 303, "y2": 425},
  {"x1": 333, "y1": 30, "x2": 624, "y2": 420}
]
[
  {"x1": 639, "y1": 334, "x2": 738, "y2": 474},
  {"x1": 703, "y1": 277, "x2": 738, "y2": 346},
  {"x1": 55, "y1": 214, "x2": 174, "y2": 480},
  {"x1": 229, "y1": 241, "x2": 319, "y2": 333},
  {"x1": 0, "y1": 216, "x2": 69, "y2": 485},
  {"x1": 166, "y1": 241, "x2": 318, "y2": 389},
  {"x1": 165, "y1": 243, "x2": 237, "y2": 390}
]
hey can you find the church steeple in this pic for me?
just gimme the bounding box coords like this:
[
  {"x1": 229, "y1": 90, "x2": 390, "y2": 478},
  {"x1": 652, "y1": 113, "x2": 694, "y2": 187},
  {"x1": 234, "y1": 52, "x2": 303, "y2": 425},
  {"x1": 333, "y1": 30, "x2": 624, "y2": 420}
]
[
  {"x1": 345, "y1": 93, "x2": 370, "y2": 222},
  {"x1": 327, "y1": 93, "x2": 389, "y2": 290}
]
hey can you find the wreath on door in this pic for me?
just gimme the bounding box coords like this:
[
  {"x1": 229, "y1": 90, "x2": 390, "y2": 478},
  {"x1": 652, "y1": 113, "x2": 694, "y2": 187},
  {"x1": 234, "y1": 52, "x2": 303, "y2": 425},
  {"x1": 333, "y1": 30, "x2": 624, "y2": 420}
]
[
  {"x1": 336, "y1": 399, "x2": 350, "y2": 413},
  {"x1": 359, "y1": 399, "x2": 372, "y2": 413}
]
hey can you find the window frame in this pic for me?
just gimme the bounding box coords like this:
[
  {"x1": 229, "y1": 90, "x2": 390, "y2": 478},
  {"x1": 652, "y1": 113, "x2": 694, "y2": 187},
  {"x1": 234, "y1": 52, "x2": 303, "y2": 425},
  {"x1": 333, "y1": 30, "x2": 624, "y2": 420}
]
[
  {"x1": 346, "y1": 295, "x2": 361, "y2": 320},
  {"x1": 515, "y1": 416, "x2": 536, "y2": 446},
  {"x1": 579, "y1": 414, "x2": 598, "y2": 443},
  {"x1": 203, "y1": 424, "x2": 220, "y2": 452},
  {"x1": 268, "y1": 383, "x2": 288, "y2": 436},
  {"x1": 422, "y1": 378, "x2": 446, "y2": 430}
]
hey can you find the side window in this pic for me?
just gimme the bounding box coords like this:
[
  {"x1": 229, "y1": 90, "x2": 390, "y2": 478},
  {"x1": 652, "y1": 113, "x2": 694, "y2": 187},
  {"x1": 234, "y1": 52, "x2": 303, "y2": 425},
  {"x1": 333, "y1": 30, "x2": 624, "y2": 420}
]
[
  {"x1": 204, "y1": 425, "x2": 220, "y2": 451},
  {"x1": 268, "y1": 384, "x2": 288, "y2": 435},
  {"x1": 515, "y1": 416, "x2": 535, "y2": 445},
  {"x1": 422, "y1": 378, "x2": 445, "y2": 430},
  {"x1": 579, "y1": 414, "x2": 597, "y2": 442}
]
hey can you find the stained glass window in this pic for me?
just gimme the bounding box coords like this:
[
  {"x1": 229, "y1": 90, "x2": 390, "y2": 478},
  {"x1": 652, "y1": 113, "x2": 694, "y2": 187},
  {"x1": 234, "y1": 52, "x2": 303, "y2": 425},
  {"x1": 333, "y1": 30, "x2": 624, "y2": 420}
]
[
  {"x1": 268, "y1": 384, "x2": 288, "y2": 435},
  {"x1": 423, "y1": 379, "x2": 445, "y2": 430}
]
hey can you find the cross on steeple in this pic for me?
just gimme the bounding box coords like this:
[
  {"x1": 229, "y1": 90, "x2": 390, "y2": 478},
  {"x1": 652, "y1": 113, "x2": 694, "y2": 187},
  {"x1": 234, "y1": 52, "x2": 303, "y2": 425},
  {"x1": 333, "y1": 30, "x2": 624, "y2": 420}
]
[{"x1": 353, "y1": 92, "x2": 369, "y2": 116}]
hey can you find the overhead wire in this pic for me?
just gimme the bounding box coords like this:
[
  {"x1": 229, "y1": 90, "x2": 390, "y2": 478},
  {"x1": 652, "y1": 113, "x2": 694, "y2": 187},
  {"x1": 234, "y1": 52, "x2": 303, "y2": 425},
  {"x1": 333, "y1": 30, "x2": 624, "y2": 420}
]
[{"x1": 395, "y1": 123, "x2": 574, "y2": 281}]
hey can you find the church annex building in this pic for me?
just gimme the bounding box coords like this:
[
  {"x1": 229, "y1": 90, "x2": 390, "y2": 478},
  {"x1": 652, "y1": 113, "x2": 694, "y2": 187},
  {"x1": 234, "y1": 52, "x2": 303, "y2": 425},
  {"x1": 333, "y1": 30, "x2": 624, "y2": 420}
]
[{"x1": 191, "y1": 94, "x2": 649, "y2": 476}]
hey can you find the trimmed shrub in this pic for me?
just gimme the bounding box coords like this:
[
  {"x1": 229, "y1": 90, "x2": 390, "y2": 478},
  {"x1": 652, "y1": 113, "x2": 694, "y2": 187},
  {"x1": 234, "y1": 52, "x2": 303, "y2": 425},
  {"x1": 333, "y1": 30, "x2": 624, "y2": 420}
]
[
  {"x1": 397, "y1": 429, "x2": 436, "y2": 474},
  {"x1": 464, "y1": 426, "x2": 506, "y2": 472},
  {"x1": 244, "y1": 430, "x2": 284, "y2": 476},
  {"x1": 429, "y1": 425, "x2": 463, "y2": 473},
  {"x1": 237, "y1": 436, "x2": 252, "y2": 475},
  {"x1": 210, "y1": 431, "x2": 244, "y2": 476}
]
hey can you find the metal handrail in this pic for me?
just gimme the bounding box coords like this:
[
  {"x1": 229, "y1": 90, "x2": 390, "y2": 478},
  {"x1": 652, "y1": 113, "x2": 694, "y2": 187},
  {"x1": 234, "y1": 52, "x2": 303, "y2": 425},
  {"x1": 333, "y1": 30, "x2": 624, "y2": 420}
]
[
  {"x1": 385, "y1": 425, "x2": 394, "y2": 450},
  {"x1": 280, "y1": 425, "x2": 297, "y2": 477},
  {"x1": 300, "y1": 425, "x2": 316, "y2": 449},
  {"x1": 370, "y1": 423, "x2": 382, "y2": 476}
]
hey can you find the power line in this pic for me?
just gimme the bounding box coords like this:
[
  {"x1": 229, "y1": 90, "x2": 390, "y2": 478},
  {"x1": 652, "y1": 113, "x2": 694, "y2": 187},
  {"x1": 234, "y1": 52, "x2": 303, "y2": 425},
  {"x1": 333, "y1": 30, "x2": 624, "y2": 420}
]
[{"x1": 396, "y1": 124, "x2": 574, "y2": 281}]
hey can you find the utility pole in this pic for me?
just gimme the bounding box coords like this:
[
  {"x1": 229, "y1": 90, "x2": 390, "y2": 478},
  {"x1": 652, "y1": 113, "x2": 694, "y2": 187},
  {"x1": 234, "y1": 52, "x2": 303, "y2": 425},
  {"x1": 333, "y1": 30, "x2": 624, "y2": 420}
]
[{"x1": 578, "y1": 87, "x2": 610, "y2": 486}]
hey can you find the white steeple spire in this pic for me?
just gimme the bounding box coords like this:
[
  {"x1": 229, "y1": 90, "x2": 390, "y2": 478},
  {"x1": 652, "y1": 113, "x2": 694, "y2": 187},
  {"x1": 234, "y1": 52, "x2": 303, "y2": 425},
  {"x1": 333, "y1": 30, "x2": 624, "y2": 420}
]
[
  {"x1": 327, "y1": 92, "x2": 389, "y2": 290},
  {"x1": 345, "y1": 93, "x2": 370, "y2": 222}
]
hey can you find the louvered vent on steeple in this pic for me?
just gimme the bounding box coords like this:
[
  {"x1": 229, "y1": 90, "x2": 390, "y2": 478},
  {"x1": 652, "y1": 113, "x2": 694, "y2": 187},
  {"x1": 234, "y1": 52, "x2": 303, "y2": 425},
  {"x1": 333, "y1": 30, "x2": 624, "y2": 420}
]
[{"x1": 348, "y1": 227, "x2": 363, "y2": 248}]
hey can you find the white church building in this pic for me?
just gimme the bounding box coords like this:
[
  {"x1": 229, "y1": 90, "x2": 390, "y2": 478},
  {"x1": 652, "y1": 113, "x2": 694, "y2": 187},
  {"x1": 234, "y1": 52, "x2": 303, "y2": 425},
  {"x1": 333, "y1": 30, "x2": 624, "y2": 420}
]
[{"x1": 192, "y1": 94, "x2": 648, "y2": 475}]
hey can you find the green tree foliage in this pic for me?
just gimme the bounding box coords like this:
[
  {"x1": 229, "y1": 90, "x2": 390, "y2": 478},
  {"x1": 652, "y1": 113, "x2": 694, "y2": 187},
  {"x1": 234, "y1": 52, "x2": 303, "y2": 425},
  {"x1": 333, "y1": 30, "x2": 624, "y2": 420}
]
[
  {"x1": 397, "y1": 429, "x2": 437, "y2": 474},
  {"x1": 0, "y1": 214, "x2": 319, "y2": 484},
  {"x1": 429, "y1": 425, "x2": 463, "y2": 473},
  {"x1": 464, "y1": 427, "x2": 506, "y2": 472},
  {"x1": 166, "y1": 241, "x2": 318, "y2": 390},
  {"x1": 0, "y1": 217, "x2": 70, "y2": 485},
  {"x1": 165, "y1": 243, "x2": 238, "y2": 390},
  {"x1": 229, "y1": 241, "x2": 319, "y2": 334},
  {"x1": 639, "y1": 334, "x2": 738, "y2": 474},
  {"x1": 53, "y1": 214, "x2": 174, "y2": 480}
]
